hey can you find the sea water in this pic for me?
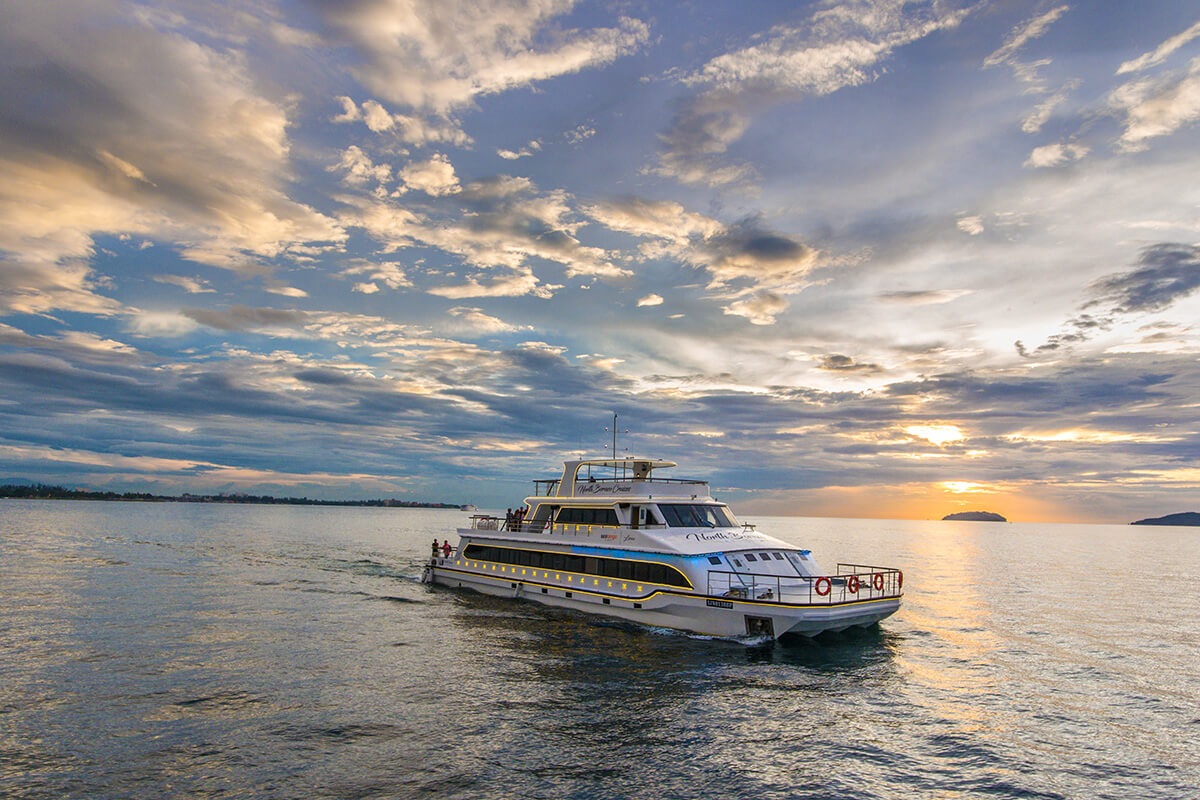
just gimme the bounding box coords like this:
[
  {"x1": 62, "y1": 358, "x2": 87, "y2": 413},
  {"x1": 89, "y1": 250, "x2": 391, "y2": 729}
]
[{"x1": 0, "y1": 500, "x2": 1196, "y2": 799}]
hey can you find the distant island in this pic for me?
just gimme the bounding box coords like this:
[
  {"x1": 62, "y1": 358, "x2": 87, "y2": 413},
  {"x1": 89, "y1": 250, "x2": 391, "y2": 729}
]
[
  {"x1": 0, "y1": 483, "x2": 464, "y2": 509},
  {"x1": 942, "y1": 511, "x2": 1007, "y2": 522},
  {"x1": 1131, "y1": 512, "x2": 1200, "y2": 527}
]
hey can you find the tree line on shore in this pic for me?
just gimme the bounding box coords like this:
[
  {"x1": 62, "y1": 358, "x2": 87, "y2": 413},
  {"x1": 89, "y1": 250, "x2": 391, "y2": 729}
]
[{"x1": 0, "y1": 483, "x2": 461, "y2": 508}]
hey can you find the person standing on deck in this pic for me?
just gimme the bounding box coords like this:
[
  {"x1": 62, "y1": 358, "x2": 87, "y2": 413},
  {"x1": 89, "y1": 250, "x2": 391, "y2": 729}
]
[
  {"x1": 505, "y1": 508, "x2": 514, "y2": 531},
  {"x1": 431, "y1": 539, "x2": 439, "y2": 559},
  {"x1": 442, "y1": 540, "x2": 452, "y2": 558}
]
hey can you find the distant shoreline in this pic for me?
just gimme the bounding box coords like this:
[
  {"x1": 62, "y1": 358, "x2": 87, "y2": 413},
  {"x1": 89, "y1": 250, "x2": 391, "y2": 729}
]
[{"x1": 0, "y1": 484, "x2": 464, "y2": 509}]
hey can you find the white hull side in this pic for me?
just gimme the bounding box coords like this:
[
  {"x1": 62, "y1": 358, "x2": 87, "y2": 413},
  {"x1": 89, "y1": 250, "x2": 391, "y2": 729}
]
[{"x1": 425, "y1": 561, "x2": 900, "y2": 639}]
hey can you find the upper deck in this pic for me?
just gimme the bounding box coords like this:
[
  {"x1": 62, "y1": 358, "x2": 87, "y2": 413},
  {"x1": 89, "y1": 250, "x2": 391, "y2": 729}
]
[{"x1": 532, "y1": 458, "x2": 710, "y2": 500}]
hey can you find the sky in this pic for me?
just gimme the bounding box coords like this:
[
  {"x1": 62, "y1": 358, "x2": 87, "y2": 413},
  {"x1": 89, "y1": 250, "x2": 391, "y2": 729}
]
[{"x1": 1, "y1": 0, "x2": 1199, "y2": 522}]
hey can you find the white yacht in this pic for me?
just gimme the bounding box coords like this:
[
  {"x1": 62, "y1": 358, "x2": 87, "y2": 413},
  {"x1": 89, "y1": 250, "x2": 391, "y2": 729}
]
[{"x1": 422, "y1": 457, "x2": 902, "y2": 639}]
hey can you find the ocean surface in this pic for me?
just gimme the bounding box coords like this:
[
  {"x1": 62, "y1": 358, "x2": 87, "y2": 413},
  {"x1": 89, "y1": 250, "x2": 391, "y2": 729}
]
[{"x1": 1, "y1": 500, "x2": 1197, "y2": 799}]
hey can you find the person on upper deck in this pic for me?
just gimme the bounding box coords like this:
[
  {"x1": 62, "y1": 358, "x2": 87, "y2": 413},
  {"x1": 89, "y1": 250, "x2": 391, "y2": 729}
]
[
  {"x1": 431, "y1": 539, "x2": 439, "y2": 558},
  {"x1": 504, "y1": 508, "x2": 513, "y2": 530},
  {"x1": 442, "y1": 540, "x2": 452, "y2": 558}
]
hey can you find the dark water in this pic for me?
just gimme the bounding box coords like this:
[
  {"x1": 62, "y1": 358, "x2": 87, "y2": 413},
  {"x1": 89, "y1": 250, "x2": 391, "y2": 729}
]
[{"x1": 1, "y1": 500, "x2": 1197, "y2": 799}]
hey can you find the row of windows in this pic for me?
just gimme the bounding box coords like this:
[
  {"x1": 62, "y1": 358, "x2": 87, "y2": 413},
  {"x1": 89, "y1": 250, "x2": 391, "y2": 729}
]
[
  {"x1": 462, "y1": 544, "x2": 691, "y2": 588},
  {"x1": 547, "y1": 503, "x2": 736, "y2": 528},
  {"x1": 556, "y1": 507, "x2": 620, "y2": 526}
]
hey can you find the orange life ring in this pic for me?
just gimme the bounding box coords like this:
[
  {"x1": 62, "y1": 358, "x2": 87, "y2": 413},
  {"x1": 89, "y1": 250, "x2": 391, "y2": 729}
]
[
  {"x1": 898, "y1": 570, "x2": 904, "y2": 589},
  {"x1": 872, "y1": 572, "x2": 884, "y2": 591},
  {"x1": 847, "y1": 574, "x2": 860, "y2": 593},
  {"x1": 815, "y1": 576, "x2": 831, "y2": 596}
]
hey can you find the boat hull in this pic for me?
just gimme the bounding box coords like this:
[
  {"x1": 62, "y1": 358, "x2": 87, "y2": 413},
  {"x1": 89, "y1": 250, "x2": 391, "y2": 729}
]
[{"x1": 424, "y1": 558, "x2": 900, "y2": 639}]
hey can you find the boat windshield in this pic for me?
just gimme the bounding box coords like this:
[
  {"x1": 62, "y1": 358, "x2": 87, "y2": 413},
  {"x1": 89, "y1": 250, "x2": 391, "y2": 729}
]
[{"x1": 658, "y1": 503, "x2": 738, "y2": 528}]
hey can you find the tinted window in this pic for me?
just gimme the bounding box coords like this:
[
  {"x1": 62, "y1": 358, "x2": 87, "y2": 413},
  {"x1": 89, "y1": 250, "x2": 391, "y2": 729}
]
[
  {"x1": 657, "y1": 504, "x2": 683, "y2": 526},
  {"x1": 759, "y1": 553, "x2": 771, "y2": 560},
  {"x1": 663, "y1": 568, "x2": 689, "y2": 588},
  {"x1": 556, "y1": 507, "x2": 619, "y2": 525},
  {"x1": 708, "y1": 556, "x2": 721, "y2": 565},
  {"x1": 745, "y1": 553, "x2": 757, "y2": 562},
  {"x1": 465, "y1": 545, "x2": 689, "y2": 587},
  {"x1": 773, "y1": 553, "x2": 784, "y2": 560},
  {"x1": 657, "y1": 504, "x2": 737, "y2": 527}
]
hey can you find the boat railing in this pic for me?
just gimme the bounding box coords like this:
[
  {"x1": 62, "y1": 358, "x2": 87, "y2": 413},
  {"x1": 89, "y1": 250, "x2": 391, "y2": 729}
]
[
  {"x1": 468, "y1": 515, "x2": 680, "y2": 536},
  {"x1": 706, "y1": 565, "x2": 902, "y2": 605},
  {"x1": 430, "y1": 547, "x2": 458, "y2": 567},
  {"x1": 530, "y1": 474, "x2": 705, "y2": 494},
  {"x1": 577, "y1": 477, "x2": 708, "y2": 486}
]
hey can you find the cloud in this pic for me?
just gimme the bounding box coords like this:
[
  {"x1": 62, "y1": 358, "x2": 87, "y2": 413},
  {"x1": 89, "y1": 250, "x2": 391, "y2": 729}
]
[
  {"x1": 446, "y1": 306, "x2": 525, "y2": 334},
  {"x1": 0, "y1": 256, "x2": 123, "y2": 317},
  {"x1": 341, "y1": 260, "x2": 412, "y2": 292},
  {"x1": 1110, "y1": 59, "x2": 1200, "y2": 151},
  {"x1": 397, "y1": 154, "x2": 461, "y2": 196},
  {"x1": 183, "y1": 305, "x2": 309, "y2": 333},
  {"x1": 564, "y1": 125, "x2": 595, "y2": 144},
  {"x1": 585, "y1": 197, "x2": 722, "y2": 246},
  {"x1": 334, "y1": 145, "x2": 392, "y2": 186},
  {"x1": 331, "y1": 97, "x2": 472, "y2": 146},
  {"x1": 1024, "y1": 141, "x2": 1090, "y2": 168},
  {"x1": 361, "y1": 99, "x2": 397, "y2": 133},
  {"x1": 126, "y1": 311, "x2": 202, "y2": 338},
  {"x1": 458, "y1": 175, "x2": 535, "y2": 202},
  {"x1": 312, "y1": 1, "x2": 649, "y2": 113},
  {"x1": 153, "y1": 275, "x2": 214, "y2": 294},
  {"x1": 723, "y1": 291, "x2": 788, "y2": 325},
  {"x1": 428, "y1": 266, "x2": 559, "y2": 299},
  {"x1": 636, "y1": 294, "x2": 663, "y2": 307},
  {"x1": 983, "y1": 5, "x2": 1070, "y2": 71},
  {"x1": 655, "y1": 0, "x2": 971, "y2": 185},
  {"x1": 1016, "y1": 313, "x2": 1113, "y2": 356},
  {"x1": 878, "y1": 289, "x2": 972, "y2": 305},
  {"x1": 817, "y1": 353, "x2": 882, "y2": 373},
  {"x1": 0, "y1": 321, "x2": 148, "y2": 362},
  {"x1": 497, "y1": 140, "x2": 541, "y2": 160},
  {"x1": 1021, "y1": 80, "x2": 1078, "y2": 132},
  {"x1": 956, "y1": 215, "x2": 984, "y2": 235},
  {"x1": 1116, "y1": 19, "x2": 1200, "y2": 75},
  {"x1": 1087, "y1": 242, "x2": 1200, "y2": 313},
  {"x1": 264, "y1": 283, "x2": 308, "y2": 298},
  {"x1": 698, "y1": 222, "x2": 818, "y2": 292}
]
